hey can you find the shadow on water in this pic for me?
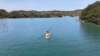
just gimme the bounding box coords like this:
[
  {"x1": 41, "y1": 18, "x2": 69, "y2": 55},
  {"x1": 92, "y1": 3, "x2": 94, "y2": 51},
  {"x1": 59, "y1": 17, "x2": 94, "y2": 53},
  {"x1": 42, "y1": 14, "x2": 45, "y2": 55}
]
[
  {"x1": 78, "y1": 22, "x2": 100, "y2": 56},
  {"x1": 80, "y1": 22, "x2": 100, "y2": 43}
]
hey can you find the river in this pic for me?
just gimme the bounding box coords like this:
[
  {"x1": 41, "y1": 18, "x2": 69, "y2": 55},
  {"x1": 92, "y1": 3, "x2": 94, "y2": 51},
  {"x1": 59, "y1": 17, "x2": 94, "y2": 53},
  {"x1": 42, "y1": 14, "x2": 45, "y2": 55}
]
[{"x1": 0, "y1": 17, "x2": 100, "y2": 56}]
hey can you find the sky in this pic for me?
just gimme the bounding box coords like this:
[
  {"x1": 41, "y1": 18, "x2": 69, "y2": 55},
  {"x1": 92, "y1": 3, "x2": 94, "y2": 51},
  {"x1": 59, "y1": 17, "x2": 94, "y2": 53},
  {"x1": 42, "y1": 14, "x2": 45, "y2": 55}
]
[{"x1": 0, "y1": 0, "x2": 98, "y2": 11}]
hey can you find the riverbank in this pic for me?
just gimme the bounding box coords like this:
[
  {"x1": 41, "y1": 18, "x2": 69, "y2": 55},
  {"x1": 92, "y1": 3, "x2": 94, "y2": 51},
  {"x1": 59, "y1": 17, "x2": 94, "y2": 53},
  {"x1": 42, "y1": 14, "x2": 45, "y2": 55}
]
[
  {"x1": 63, "y1": 16, "x2": 79, "y2": 17},
  {"x1": 75, "y1": 20, "x2": 84, "y2": 22}
]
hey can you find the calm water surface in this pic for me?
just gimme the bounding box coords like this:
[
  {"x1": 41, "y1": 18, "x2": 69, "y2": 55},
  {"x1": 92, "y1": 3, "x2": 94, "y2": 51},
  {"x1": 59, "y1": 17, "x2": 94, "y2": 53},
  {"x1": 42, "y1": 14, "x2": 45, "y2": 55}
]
[{"x1": 0, "y1": 17, "x2": 100, "y2": 56}]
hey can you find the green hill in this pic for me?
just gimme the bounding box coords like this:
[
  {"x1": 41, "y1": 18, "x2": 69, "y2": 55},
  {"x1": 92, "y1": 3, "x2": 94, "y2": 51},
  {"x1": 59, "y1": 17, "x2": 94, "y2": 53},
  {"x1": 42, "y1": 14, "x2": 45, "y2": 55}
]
[{"x1": 79, "y1": 1, "x2": 100, "y2": 24}]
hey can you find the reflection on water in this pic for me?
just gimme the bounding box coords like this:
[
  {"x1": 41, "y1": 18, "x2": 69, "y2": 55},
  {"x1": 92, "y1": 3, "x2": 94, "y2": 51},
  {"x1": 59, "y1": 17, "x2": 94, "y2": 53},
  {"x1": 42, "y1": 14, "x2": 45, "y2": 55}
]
[
  {"x1": 80, "y1": 22, "x2": 100, "y2": 52},
  {"x1": 80, "y1": 22, "x2": 100, "y2": 41},
  {"x1": 0, "y1": 17, "x2": 100, "y2": 56}
]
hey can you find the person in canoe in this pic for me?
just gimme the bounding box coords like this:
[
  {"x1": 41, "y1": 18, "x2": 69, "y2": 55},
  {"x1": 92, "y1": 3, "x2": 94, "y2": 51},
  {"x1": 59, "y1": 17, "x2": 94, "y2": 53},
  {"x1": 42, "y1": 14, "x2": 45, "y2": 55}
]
[{"x1": 45, "y1": 28, "x2": 51, "y2": 38}]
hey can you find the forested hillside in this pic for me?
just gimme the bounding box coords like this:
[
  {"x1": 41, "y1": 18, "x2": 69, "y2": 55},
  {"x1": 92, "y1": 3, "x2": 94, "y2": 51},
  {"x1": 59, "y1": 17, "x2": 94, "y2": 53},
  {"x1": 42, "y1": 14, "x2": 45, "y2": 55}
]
[{"x1": 80, "y1": 1, "x2": 100, "y2": 24}]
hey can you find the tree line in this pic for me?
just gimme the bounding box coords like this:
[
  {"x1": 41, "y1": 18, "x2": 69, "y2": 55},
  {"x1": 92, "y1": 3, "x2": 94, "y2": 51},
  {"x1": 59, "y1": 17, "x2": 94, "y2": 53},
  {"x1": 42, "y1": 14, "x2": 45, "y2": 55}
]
[
  {"x1": 0, "y1": 9, "x2": 62, "y2": 18},
  {"x1": 0, "y1": 9, "x2": 82, "y2": 18}
]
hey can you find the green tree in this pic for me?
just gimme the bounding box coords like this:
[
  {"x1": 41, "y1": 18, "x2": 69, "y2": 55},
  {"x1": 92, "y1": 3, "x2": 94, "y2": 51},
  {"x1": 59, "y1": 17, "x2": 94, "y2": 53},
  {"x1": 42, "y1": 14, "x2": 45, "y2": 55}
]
[{"x1": 80, "y1": 1, "x2": 100, "y2": 24}]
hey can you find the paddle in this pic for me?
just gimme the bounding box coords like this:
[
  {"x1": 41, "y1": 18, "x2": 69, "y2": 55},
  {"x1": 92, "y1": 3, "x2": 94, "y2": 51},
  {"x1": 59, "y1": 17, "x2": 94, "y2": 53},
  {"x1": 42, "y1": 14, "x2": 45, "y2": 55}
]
[
  {"x1": 44, "y1": 28, "x2": 51, "y2": 37},
  {"x1": 49, "y1": 28, "x2": 51, "y2": 32}
]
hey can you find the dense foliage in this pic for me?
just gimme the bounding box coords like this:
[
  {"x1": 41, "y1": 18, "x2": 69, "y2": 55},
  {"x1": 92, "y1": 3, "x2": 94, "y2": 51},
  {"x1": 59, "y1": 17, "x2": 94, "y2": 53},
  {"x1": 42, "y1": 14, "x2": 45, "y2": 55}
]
[
  {"x1": 0, "y1": 10, "x2": 62, "y2": 18},
  {"x1": 0, "y1": 9, "x2": 82, "y2": 18},
  {"x1": 79, "y1": 1, "x2": 100, "y2": 24}
]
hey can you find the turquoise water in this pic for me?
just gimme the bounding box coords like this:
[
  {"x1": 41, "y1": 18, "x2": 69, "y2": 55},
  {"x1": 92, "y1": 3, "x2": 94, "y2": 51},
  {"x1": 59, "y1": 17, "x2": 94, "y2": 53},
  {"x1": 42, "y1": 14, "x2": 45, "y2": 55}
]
[{"x1": 0, "y1": 17, "x2": 100, "y2": 56}]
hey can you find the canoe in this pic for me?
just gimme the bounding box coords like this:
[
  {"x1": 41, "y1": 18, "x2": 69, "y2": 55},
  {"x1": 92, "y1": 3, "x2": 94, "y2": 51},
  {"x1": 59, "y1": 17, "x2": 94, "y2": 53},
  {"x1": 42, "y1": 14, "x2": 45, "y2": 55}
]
[{"x1": 45, "y1": 34, "x2": 50, "y2": 38}]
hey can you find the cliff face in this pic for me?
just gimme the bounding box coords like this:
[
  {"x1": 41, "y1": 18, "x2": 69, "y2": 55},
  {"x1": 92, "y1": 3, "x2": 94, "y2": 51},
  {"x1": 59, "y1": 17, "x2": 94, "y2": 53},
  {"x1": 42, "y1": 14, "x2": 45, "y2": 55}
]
[{"x1": 80, "y1": 1, "x2": 100, "y2": 24}]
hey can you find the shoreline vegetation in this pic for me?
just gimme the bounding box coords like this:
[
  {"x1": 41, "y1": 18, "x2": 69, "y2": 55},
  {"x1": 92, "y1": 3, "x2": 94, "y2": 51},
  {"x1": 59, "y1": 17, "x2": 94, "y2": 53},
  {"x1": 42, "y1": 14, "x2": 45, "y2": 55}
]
[
  {"x1": 80, "y1": 1, "x2": 100, "y2": 25},
  {"x1": 0, "y1": 9, "x2": 82, "y2": 18}
]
